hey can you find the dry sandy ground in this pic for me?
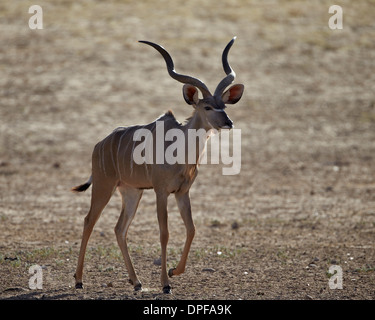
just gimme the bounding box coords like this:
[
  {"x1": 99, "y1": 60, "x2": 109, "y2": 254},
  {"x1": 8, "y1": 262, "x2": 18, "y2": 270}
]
[{"x1": 1, "y1": 0, "x2": 375, "y2": 300}]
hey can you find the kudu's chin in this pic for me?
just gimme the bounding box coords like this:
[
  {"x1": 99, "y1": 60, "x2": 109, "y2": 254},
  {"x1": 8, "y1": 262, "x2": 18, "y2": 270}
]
[{"x1": 220, "y1": 125, "x2": 233, "y2": 130}]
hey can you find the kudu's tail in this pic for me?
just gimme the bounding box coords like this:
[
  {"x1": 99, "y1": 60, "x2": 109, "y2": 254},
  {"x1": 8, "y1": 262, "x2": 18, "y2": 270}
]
[{"x1": 71, "y1": 176, "x2": 92, "y2": 193}]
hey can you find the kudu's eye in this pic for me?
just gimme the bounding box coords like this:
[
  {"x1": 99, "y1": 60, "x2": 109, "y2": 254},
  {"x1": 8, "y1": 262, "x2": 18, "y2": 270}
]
[{"x1": 204, "y1": 106, "x2": 212, "y2": 111}]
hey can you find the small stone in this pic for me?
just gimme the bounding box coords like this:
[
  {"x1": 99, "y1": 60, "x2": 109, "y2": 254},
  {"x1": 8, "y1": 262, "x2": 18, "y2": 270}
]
[
  {"x1": 231, "y1": 221, "x2": 239, "y2": 230},
  {"x1": 4, "y1": 256, "x2": 18, "y2": 261},
  {"x1": 52, "y1": 162, "x2": 60, "y2": 169},
  {"x1": 153, "y1": 257, "x2": 162, "y2": 266},
  {"x1": 309, "y1": 263, "x2": 317, "y2": 268},
  {"x1": 202, "y1": 268, "x2": 216, "y2": 273},
  {"x1": 102, "y1": 282, "x2": 113, "y2": 288}
]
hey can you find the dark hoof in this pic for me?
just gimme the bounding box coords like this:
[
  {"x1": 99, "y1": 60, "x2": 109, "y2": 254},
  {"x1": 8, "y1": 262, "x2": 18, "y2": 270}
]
[
  {"x1": 163, "y1": 285, "x2": 172, "y2": 294},
  {"x1": 168, "y1": 268, "x2": 176, "y2": 278},
  {"x1": 73, "y1": 273, "x2": 83, "y2": 289},
  {"x1": 134, "y1": 283, "x2": 142, "y2": 291},
  {"x1": 75, "y1": 282, "x2": 83, "y2": 289},
  {"x1": 129, "y1": 279, "x2": 142, "y2": 291}
]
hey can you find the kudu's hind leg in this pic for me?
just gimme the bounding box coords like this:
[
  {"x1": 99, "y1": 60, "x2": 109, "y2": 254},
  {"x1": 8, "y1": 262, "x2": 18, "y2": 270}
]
[
  {"x1": 74, "y1": 178, "x2": 117, "y2": 289},
  {"x1": 115, "y1": 186, "x2": 143, "y2": 291}
]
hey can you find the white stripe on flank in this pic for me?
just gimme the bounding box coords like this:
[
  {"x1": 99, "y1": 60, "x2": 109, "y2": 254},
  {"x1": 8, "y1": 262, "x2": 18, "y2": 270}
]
[
  {"x1": 100, "y1": 135, "x2": 109, "y2": 177},
  {"x1": 117, "y1": 130, "x2": 128, "y2": 181},
  {"x1": 109, "y1": 133, "x2": 116, "y2": 176}
]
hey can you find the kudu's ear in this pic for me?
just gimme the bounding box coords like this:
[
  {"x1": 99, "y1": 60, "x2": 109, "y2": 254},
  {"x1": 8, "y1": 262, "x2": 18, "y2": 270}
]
[
  {"x1": 183, "y1": 84, "x2": 199, "y2": 105},
  {"x1": 221, "y1": 84, "x2": 244, "y2": 104}
]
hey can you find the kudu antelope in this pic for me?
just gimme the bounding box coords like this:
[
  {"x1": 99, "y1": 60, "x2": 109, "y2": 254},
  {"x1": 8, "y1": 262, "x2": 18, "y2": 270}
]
[{"x1": 72, "y1": 37, "x2": 244, "y2": 293}]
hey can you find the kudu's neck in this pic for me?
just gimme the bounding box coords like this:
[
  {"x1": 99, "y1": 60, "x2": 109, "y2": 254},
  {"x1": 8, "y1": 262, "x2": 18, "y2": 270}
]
[{"x1": 182, "y1": 110, "x2": 212, "y2": 166}]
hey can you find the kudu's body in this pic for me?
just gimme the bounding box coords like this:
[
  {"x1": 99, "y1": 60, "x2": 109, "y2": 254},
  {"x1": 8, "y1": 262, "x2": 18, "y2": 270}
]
[{"x1": 72, "y1": 37, "x2": 244, "y2": 293}]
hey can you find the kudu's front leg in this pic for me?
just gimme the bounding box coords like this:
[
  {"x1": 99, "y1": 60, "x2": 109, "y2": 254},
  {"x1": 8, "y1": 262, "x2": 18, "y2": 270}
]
[
  {"x1": 169, "y1": 191, "x2": 195, "y2": 277},
  {"x1": 156, "y1": 191, "x2": 171, "y2": 293}
]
